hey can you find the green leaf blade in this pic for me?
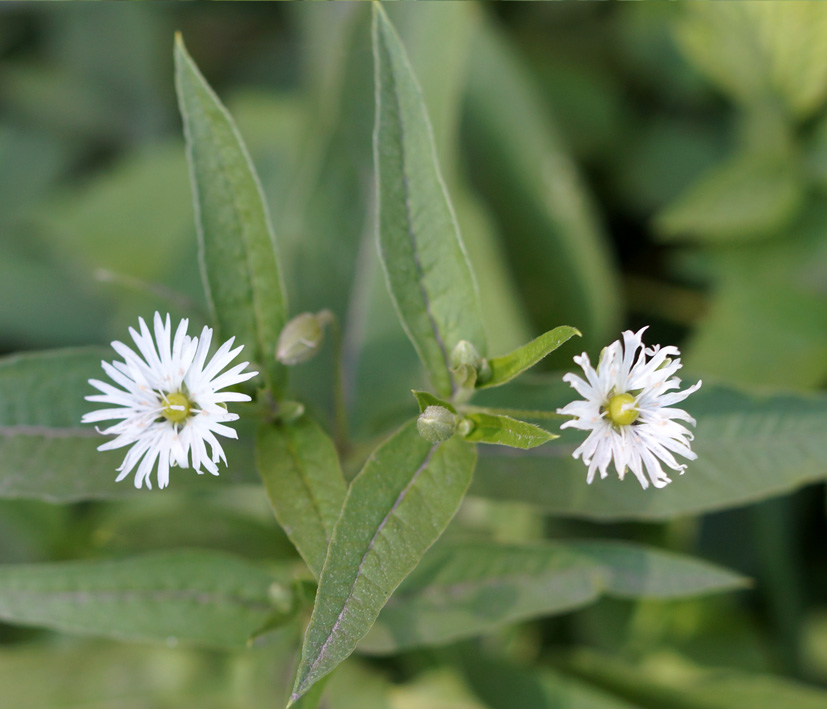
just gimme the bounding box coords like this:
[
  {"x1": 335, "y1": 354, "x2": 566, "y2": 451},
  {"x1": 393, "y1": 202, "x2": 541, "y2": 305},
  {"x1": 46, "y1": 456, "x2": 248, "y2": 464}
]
[
  {"x1": 479, "y1": 326, "x2": 581, "y2": 390},
  {"x1": 360, "y1": 540, "x2": 746, "y2": 654},
  {"x1": 256, "y1": 417, "x2": 347, "y2": 580},
  {"x1": 0, "y1": 550, "x2": 284, "y2": 648},
  {"x1": 412, "y1": 390, "x2": 456, "y2": 414},
  {"x1": 291, "y1": 421, "x2": 477, "y2": 701},
  {"x1": 372, "y1": 4, "x2": 486, "y2": 399},
  {"x1": 174, "y1": 35, "x2": 287, "y2": 393},
  {"x1": 472, "y1": 384, "x2": 827, "y2": 520},
  {"x1": 463, "y1": 413, "x2": 555, "y2": 450}
]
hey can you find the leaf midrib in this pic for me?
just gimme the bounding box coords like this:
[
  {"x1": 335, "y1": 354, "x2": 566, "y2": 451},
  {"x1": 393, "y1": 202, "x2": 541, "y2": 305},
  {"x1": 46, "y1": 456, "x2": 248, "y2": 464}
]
[
  {"x1": 294, "y1": 441, "x2": 437, "y2": 696},
  {"x1": 381, "y1": 27, "x2": 453, "y2": 395}
]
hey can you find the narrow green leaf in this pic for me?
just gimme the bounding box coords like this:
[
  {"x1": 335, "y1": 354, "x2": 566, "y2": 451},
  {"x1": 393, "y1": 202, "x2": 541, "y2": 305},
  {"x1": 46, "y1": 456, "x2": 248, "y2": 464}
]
[
  {"x1": 463, "y1": 413, "x2": 555, "y2": 450},
  {"x1": 478, "y1": 326, "x2": 581, "y2": 390},
  {"x1": 291, "y1": 421, "x2": 477, "y2": 702},
  {"x1": 471, "y1": 383, "x2": 827, "y2": 520},
  {"x1": 372, "y1": 4, "x2": 486, "y2": 399},
  {"x1": 256, "y1": 417, "x2": 347, "y2": 580},
  {"x1": 360, "y1": 540, "x2": 745, "y2": 653},
  {"x1": 412, "y1": 390, "x2": 456, "y2": 414},
  {"x1": 0, "y1": 349, "x2": 255, "y2": 502},
  {"x1": 464, "y1": 21, "x2": 620, "y2": 353},
  {"x1": 0, "y1": 550, "x2": 287, "y2": 648},
  {"x1": 174, "y1": 35, "x2": 287, "y2": 393}
]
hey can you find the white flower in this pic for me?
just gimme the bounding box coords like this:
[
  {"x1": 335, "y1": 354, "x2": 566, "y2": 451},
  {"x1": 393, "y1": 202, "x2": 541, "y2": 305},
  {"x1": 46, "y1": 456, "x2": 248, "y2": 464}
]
[
  {"x1": 82, "y1": 313, "x2": 257, "y2": 490},
  {"x1": 557, "y1": 327, "x2": 701, "y2": 490}
]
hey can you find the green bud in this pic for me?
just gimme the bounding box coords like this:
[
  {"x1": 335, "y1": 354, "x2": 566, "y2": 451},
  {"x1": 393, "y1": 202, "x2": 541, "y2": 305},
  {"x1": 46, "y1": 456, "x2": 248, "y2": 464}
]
[
  {"x1": 477, "y1": 358, "x2": 492, "y2": 385},
  {"x1": 451, "y1": 340, "x2": 483, "y2": 371},
  {"x1": 417, "y1": 405, "x2": 457, "y2": 444},
  {"x1": 276, "y1": 400, "x2": 305, "y2": 424},
  {"x1": 276, "y1": 312, "x2": 327, "y2": 366},
  {"x1": 456, "y1": 417, "x2": 475, "y2": 438},
  {"x1": 267, "y1": 581, "x2": 294, "y2": 614},
  {"x1": 450, "y1": 340, "x2": 491, "y2": 388}
]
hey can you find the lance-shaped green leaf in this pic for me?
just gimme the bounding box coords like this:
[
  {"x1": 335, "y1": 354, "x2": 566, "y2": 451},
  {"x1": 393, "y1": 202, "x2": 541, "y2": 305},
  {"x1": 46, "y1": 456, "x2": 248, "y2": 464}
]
[
  {"x1": 462, "y1": 413, "x2": 555, "y2": 450},
  {"x1": 0, "y1": 550, "x2": 290, "y2": 648},
  {"x1": 360, "y1": 540, "x2": 746, "y2": 653},
  {"x1": 412, "y1": 390, "x2": 456, "y2": 414},
  {"x1": 477, "y1": 326, "x2": 581, "y2": 390},
  {"x1": 372, "y1": 4, "x2": 486, "y2": 399},
  {"x1": 174, "y1": 35, "x2": 287, "y2": 393},
  {"x1": 471, "y1": 384, "x2": 827, "y2": 520},
  {"x1": 290, "y1": 421, "x2": 477, "y2": 702},
  {"x1": 0, "y1": 349, "x2": 255, "y2": 502},
  {"x1": 256, "y1": 417, "x2": 347, "y2": 580}
]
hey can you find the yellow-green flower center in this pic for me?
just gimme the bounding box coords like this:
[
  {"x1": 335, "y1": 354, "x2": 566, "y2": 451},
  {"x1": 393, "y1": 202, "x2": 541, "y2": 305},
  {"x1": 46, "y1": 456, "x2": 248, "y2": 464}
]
[
  {"x1": 161, "y1": 392, "x2": 192, "y2": 423},
  {"x1": 606, "y1": 393, "x2": 638, "y2": 426}
]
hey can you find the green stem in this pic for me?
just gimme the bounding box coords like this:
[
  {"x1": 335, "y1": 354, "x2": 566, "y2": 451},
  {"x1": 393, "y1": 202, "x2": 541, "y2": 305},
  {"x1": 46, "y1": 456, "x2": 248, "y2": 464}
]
[{"x1": 459, "y1": 405, "x2": 567, "y2": 421}]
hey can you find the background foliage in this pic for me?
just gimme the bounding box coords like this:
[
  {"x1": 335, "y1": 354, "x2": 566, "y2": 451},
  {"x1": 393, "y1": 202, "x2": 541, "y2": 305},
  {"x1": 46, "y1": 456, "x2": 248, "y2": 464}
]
[{"x1": 2, "y1": 3, "x2": 827, "y2": 707}]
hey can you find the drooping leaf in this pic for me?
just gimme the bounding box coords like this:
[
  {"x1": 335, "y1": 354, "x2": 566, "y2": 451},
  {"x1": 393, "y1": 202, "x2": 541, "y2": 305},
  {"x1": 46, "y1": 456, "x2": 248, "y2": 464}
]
[
  {"x1": 471, "y1": 383, "x2": 827, "y2": 520},
  {"x1": 256, "y1": 417, "x2": 347, "y2": 580},
  {"x1": 291, "y1": 421, "x2": 477, "y2": 702},
  {"x1": 462, "y1": 413, "x2": 555, "y2": 450},
  {"x1": 359, "y1": 540, "x2": 745, "y2": 653},
  {"x1": 0, "y1": 550, "x2": 290, "y2": 648},
  {"x1": 478, "y1": 326, "x2": 581, "y2": 390},
  {"x1": 372, "y1": 4, "x2": 486, "y2": 399},
  {"x1": 174, "y1": 35, "x2": 287, "y2": 393},
  {"x1": 0, "y1": 349, "x2": 255, "y2": 501}
]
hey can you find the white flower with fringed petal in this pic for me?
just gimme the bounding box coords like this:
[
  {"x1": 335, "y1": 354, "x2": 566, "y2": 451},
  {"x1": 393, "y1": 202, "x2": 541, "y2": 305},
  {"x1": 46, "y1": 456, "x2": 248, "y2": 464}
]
[
  {"x1": 83, "y1": 313, "x2": 257, "y2": 490},
  {"x1": 557, "y1": 327, "x2": 701, "y2": 490}
]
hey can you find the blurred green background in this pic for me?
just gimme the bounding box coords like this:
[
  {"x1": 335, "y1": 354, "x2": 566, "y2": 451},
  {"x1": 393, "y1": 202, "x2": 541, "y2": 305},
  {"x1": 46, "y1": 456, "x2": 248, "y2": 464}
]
[{"x1": 3, "y1": 2, "x2": 827, "y2": 706}]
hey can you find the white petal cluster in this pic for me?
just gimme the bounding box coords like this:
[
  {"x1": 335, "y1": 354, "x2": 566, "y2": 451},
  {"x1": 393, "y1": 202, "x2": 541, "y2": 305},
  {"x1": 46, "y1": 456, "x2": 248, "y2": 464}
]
[
  {"x1": 82, "y1": 313, "x2": 257, "y2": 490},
  {"x1": 557, "y1": 327, "x2": 701, "y2": 490}
]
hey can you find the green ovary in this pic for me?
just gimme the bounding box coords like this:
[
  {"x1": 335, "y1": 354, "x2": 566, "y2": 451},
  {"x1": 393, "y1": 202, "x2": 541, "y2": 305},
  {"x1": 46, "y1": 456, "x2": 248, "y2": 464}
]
[
  {"x1": 606, "y1": 393, "x2": 639, "y2": 426},
  {"x1": 161, "y1": 391, "x2": 192, "y2": 423}
]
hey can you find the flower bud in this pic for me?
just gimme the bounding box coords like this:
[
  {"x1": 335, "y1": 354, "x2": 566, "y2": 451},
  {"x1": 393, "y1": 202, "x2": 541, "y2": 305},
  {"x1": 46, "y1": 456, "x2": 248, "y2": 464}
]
[
  {"x1": 276, "y1": 312, "x2": 327, "y2": 366},
  {"x1": 450, "y1": 340, "x2": 491, "y2": 388},
  {"x1": 456, "y1": 417, "x2": 475, "y2": 438},
  {"x1": 451, "y1": 340, "x2": 483, "y2": 371},
  {"x1": 417, "y1": 405, "x2": 457, "y2": 444}
]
